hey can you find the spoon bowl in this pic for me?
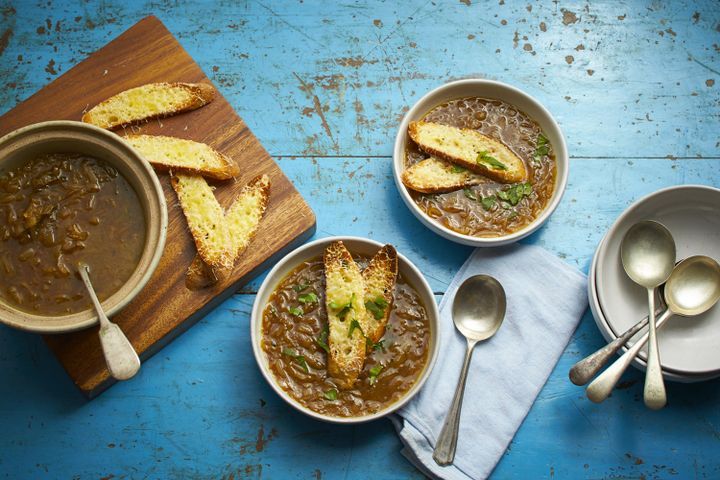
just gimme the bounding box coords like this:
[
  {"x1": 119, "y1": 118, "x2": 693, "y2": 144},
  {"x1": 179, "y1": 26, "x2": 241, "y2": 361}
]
[
  {"x1": 665, "y1": 256, "x2": 720, "y2": 316},
  {"x1": 621, "y1": 220, "x2": 676, "y2": 289},
  {"x1": 452, "y1": 275, "x2": 507, "y2": 341}
]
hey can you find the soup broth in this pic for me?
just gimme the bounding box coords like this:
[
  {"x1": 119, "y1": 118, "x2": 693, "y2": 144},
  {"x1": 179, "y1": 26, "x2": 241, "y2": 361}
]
[{"x1": 0, "y1": 153, "x2": 146, "y2": 315}]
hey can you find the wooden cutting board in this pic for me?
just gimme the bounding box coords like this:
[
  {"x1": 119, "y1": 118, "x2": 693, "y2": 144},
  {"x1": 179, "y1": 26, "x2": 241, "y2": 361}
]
[{"x1": 0, "y1": 16, "x2": 316, "y2": 398}]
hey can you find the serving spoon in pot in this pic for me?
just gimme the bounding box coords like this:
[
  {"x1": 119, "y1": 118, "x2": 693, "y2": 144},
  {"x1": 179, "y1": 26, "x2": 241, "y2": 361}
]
[
  {"x1": 620, "y1": 220, "x2": 676, "y2": 410},
  {"x1": 433, "y1": 275, "x2": 506, "y2": 466},
  {"x1": 586, "y1": 255, "x2": 720, "y2": 404},
  {"x1": 77, "y1": 262, "x2": 141, "y2": 381}
]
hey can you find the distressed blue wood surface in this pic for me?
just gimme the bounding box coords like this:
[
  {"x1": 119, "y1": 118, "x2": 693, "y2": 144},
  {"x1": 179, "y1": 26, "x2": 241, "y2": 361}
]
[{"x1": 1, "y1": 1, "x2": 719, "y2": 479}]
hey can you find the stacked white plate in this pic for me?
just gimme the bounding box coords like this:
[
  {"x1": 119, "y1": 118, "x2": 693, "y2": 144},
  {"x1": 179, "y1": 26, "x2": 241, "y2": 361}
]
[{"x1": 588, "y1": 185, "x2": 720, "y2": 382}]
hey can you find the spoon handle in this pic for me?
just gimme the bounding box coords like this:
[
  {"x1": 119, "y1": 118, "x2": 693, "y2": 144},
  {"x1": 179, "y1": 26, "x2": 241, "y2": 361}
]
[
  {"x1": 78, "y1": 265, "x2": 140, "y2": 381},
  {"x1": 98, "y1": 322, "x2": 141, "y2": 381},
  {"x1": 644, "y1": 288, "x2": 667, "y2": 409},
  {"x1": 570, "y1": 289, "x2": 666, "y2": 386},
  {"x1": 586, "y1": 309, "x2": 672, "y2": 403},
  {"x1": 569, "y1": 315, "x2": 649, "y2": 386},
  {"x1": 433, "y1": 338, "x2": 477, "y2": 466}
]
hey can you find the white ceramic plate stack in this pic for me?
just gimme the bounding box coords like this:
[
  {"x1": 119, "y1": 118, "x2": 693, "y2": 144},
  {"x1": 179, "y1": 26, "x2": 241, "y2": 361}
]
[{"x1": 588, "y1": 185, "x2": 720, "y2": 382}]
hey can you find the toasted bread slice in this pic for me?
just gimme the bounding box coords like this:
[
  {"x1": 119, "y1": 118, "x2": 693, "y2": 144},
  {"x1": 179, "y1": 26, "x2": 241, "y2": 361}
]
[
  {"x1": 224, "y1": 175, "x2": 271, "y2": 256},
  {"x1": 171, "y1": 173, "x2": 233, "y2": 271},
  {"x1": 408, "y1": 121, "x2": 526, "y2": 183},
  {"x1": 82, "y1": 82, "x2": 215, "y2": 130},
  {"x1": 402, "y1": 156, "x2": 487, "y2": 193},
  {"x1": 362, "y1": 245, "x2": 398, "y2": 344},
  {"x1": 125, "y1": 134, "x2": 240, "y2": 180},
  {"x1": 324, "y1": 241, "x2": 368, "y2": 389},
  {"x1": 185, "y1": 175, "x2": 271, "y2": 289}
]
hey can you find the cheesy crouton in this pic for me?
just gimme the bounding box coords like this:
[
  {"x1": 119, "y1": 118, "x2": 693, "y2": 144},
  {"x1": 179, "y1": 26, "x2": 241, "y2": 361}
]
[
  {"x1": 82, "y1": 82, "x2": 215, "y2": 130},
  {"x1": 408, "y1": 121, "x2": 526, "y2": 183},
  {"x1": 171, "y1": 173, "x2": 233, "y2": 271},
  {"x1": 324, "y1": 241, "x2": 368, "y2": 389},
  {"x1": 402, "y1": 156, "x2": 486, "y2": 193},
  {"x1": 362, "y1": 244, "x2": 398, "y2": 344},
  {"x1": 125, "y1": 134, "x2": 239, "y2": 180}
]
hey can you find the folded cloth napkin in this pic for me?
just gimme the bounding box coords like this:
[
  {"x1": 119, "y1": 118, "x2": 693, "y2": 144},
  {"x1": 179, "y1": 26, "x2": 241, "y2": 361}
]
[{"x1": 392, "y1": 243, "x2": 588, "y2": 480}]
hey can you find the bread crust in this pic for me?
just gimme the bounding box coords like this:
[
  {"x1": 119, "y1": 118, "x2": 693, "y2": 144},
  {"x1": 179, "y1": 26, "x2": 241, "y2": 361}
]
[
  {"x1": 401, "y1": 156, "x2": 486, "y2": 193},
  {"x1": 362, "y1": 244, "x2": 398, "y2": 344},
  {"x1": 125, "y1": 134, "x2": 240, "y2": 180},
  {"x1": 408, "y1": 121, "x2": 526, "y2": 183},
  {"x1": 82, "y1": 82, "x2": 215, "y2": 130}
]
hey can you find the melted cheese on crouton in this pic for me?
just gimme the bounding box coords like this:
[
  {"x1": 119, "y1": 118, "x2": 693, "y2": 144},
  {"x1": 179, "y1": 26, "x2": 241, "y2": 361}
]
[
  {"x1": 324, "y1": 241, "x2": 367, "y2": 389},
  {"x1": 126, "y1": 134, "x2": 239, "y2": 180},
  {"x1": 408, "y1": 121, "x2": 526, "y2": 183},
  {"x1": 171, "y1": 173, "x2": 233, "y2": 271},
  {"x1": 402, "y1": 157, "x2": 486, "y2": 193},
  {"x1": 82, "y1": 82, "x2": 214, "y2": 129}
]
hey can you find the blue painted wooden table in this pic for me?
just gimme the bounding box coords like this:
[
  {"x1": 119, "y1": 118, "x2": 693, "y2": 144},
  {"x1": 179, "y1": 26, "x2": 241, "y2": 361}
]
[{"x1": 1, "y1": 1, "x2": 719, "y2": 478}]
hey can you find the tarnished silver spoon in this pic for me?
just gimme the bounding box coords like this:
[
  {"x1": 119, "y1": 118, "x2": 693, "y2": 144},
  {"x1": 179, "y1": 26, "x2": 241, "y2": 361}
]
[
  {"x1": 433, "y1": 275, "x2": 506, "y2": 466},
  {"x1": 620, "y1": 220, "x2": 676, "y2": 409},
  {"x1": 586, "y1": 255, "x2": 720, "y2": 404},
  {"x1": 77, "y1": 262, "x2": 140, "y2": 381},
  {"x1": 569, "y1": 290, "x2": 666, "y2": 386}
]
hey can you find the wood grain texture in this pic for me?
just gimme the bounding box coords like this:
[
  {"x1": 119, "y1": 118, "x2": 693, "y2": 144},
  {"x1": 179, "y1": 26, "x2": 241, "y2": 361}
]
[{"x1": 0, "y1": 16, "x2": 315, "y2": 397}]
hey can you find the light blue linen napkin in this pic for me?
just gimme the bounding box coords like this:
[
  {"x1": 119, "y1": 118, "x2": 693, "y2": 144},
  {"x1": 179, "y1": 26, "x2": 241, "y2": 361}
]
[{"x1": 392, "y1": 243, "x2": 588, "y2": 480}]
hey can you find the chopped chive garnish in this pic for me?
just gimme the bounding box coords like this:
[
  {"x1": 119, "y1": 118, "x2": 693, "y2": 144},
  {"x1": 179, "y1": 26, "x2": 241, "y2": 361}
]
[
  {"x1": 369, "y1": 365, "x2": 383, "y2": 385},
  {"x1": 480, "y1": 195, "x2": 496, "y2": 211},
  {"x1": 534, "y1": 133, "x2": 550, "y2": 161},
  {"x1": 497, "y1": 182, "x2": 533, "y2": 206},
  {"x1": 476, "y1": 151, "x2": 507, "y2": 170},
  {"x1": 365, "y1": 297, "x2": 388, "y2": 320},
  {"x1": 331, "y1": 293, "x2": 355, "y2": 321},
  {"x1": 315, "y1": 324, "x2": 330, "y2": 353},
  {"x1": 348, "y1": 319, "x2": 362, "y2": 338},
  {"x1": 282, "y1": 347, "x2": 309, "y2": 372},
  {"x1": 298, "y1": 292, "x2": 318, "y2": 304}
]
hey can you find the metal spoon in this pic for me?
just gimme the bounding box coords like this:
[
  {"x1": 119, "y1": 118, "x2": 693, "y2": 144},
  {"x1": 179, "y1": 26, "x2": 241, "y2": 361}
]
[
  {"x1": 586, "y1": 255, "x2": 720, "y2": 404},
  {"x1": 433, "y1": 275, "x2": 506, "y2": 466},
  {"x1": 77, "y1": 262, "x2": 141, "y2": 381},
  {"x1": 569, "y1": 290, "x2": 666, "y2": 386},
  {"x1": 620, "y1": 220, "x2": 675, "y2": 409}
]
